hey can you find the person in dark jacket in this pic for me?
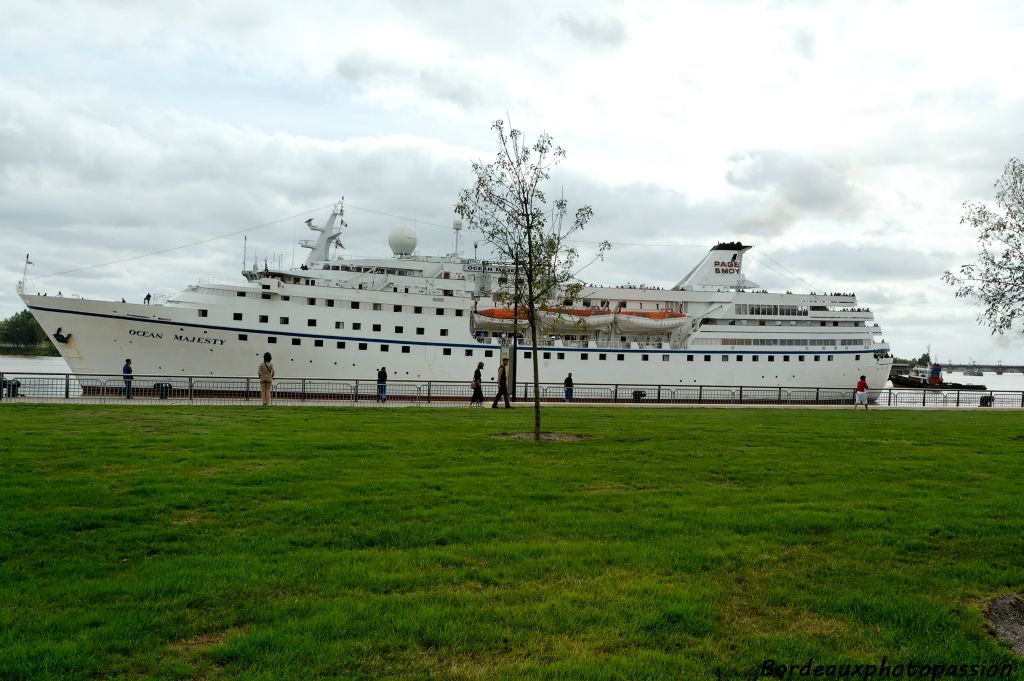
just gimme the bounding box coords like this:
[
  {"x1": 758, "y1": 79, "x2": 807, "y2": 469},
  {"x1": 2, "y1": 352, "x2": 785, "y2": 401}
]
[
  {"x1": 377, "y1": 367, "x2": 388, "y2": 403},
  {"x1": 122, "y1": 358, "x2": 133, "y2": 399},
  {"x1": 491, "y1": 358, "x2": 511, "y2": 408},
  {"x1": 563, "y1": 372, "x2": 574, "y2": 402},
  {"x1": 470, "y1": 361, "x2": 484, "y2": 406}
]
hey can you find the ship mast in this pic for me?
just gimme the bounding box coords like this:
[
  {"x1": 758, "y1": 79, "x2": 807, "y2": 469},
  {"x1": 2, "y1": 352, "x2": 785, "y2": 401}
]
[{"x1": 17, "y1": 254, "x2": 31, "y2": 294}]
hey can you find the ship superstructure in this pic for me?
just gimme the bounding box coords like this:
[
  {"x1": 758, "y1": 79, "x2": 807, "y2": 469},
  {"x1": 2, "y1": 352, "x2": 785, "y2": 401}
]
[{"x1": 20, "y1": 202, "x2": 892, "y2": 388}]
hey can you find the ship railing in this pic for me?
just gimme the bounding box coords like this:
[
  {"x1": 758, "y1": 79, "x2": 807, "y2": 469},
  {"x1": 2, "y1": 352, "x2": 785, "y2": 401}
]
[{"x1": 2, "y1": 372, "x2": 1022, "y2": 409}]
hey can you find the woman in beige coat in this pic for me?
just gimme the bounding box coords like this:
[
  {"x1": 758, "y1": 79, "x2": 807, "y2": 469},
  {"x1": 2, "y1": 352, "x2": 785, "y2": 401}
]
[{"x1": 258, "y1": 352, "x2": 275, "y2": 405}]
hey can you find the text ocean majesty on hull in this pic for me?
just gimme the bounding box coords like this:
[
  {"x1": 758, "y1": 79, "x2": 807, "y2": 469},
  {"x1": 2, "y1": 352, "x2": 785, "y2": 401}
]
[{"x1": 20, "y1": 201, "x2": 893, "y2": 388}]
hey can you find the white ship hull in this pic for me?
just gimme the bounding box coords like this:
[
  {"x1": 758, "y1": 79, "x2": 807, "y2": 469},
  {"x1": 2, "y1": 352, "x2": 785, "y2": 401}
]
[{"x1": 22, "y1": 293, "x2": 891, "y2": 389}]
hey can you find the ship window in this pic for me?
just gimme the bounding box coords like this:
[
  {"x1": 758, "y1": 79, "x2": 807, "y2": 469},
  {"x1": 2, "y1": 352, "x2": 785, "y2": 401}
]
[
  {"x1": 268, "y1": 337, "x2": 277, "y2": 344},
  {"x1": 372, "y1": 324, "x2": 381, "y2": 332},
  {"x1": 238, "y1": 334, "x2": 247, "y2": 341},
  {"x1": 833, "y1": 321, "x2": 839, "y2": 326},
  {"x1": 308, "y1": 319, "x2": 317, "y2": 327},
  {"x1": 402, "y1": 346, "x2": 410, "y2": 353},
  {"x1": 557, "y1": 353, "x2": 565, "y2": 360},
  {"x1": 351, "y1": 302, "x2": 360, "y2": 309},
  {"x1": 326, "y1": 299, "x2": 334, "y2": 307},
  {"x1": 416, "y1": 327, "x2": 424, "y2": 335},
  {"x1": 687, "y1": 355, "x2": 694, "y2": 361},
  {"x1": 855, "y1": 354, "x2": 861, "y2": 360},
  {"x1": 373, "y1": 303, "x2": 382, "y2": 311},
  {"x1": 314, "y1": 339, "x2": 323, "y2": 347},
  {"x1": 233, "y1": 313, "x2": 243, "y2": 321},
  {"x1": 308, "y1": 298, "x2": 316, "y2": 305},
  {"x1": 443, "y1": 348, "x2": 452, "y2": 356},
  {"x1": 292, "y1": 338, "x2": 300, "y2": 346},
  {"x1": 358, "y1": 343, "x2": 367, "y2": 350},
  {"x1": 759, "y1": 321, "x2": 766, "y2": 326},
  {"x1": 828, "y1": 355, "x2": 834, "y2": 361},
  {"x1": 767, "y1": 355, "x2": 774, "y2": 361},
  {"x1": 617, "y1": 354, "x2": 625, "y2": 361},
  {"x1": 704, "y1": 355, "x2": 711, "y2": 362},
  {"x1": 798, "y1": 355, "x2": 805, "y2": 361},
  {"x1": 642, "y1": 355, "x2": 649, "y2": 361},
  {"x1": 259, "y1": 315, "x2": 268, "y2": 323},
  {"x1": 436, "y1": 308, "x2": 445, "y2": 316},
  {"x1": 337, "y1": 342, "x2": 346, "y2": 349},
  {"x1": 722, "y1": 355, "x2": 728, "y2": 362},
  {"x1": 443, "y1": 289, "x2": 454, "y2": 297},
  {"x1": 335, "y1": 321, "x2": 344, "y2": 329},
  {"x1": 581, "y1": 353, "x2": 589, "y2": 360},
  {"x1": 237, "y1": 291, "x2": 246, "y2": 297},
  {"x1": 282, "y1": 296, "x2": 290, "y2": 301},
  {"x1": 261, "y1": 284, "x2": 270, "y2": 290},
  {"x1": 394, "y1": 305, "x2": 403, "y2": 312},
  {"x1": 440, "y1": 329, "x2": 448, "y2": 337},
  {"x1": 280, "y1": 317, "x2": 289, "y2": 324},
  {"x1": 752, "y1": 355, "x2": 759, "y2": 362},
  {"x1": 395, "y1": 326, "x2": 403, "y2": 333},
  {"x1": 414, "y1": 306, "x2": 423, "y2": 314},
  {"x1": 353, "y1": 323, "x2": 361, "y2": 330},
  {"x1": 525, "y1": 352, "x2": 532, "y2": 359},
  {"x1": 820, "y1": 322, "x2": 827, "y2": 326},
  {"x1": 380, "y1": 345, "x2": 389, "y2": 352},
  {"x1": 543, "y1": 352, "x2": 551, "y2": 359},
  {"x1": 814, "y1": 355, "x2": 820, "y2": 361},
  {"x1": 198, "y1": 309, "x2": 208, "y2": 317},
  {"x1": 465, "y1": 349, "x2": 473, "y2": 356},
  {"x1": 404, "y1": 288, "x2": 409, "y2": 293},
  {"x1": 455, "y1": 309, "x2": 464, "y2": 317},
  {"x1": 663, "y1": 355, "x2": 670, "y2": 362},
  {"x1": 783, "y1": 355, "x2": 790, "y2": 362},
  {"x1": 736, "y1": 355, "x2": 743, "y2": 361},
  {"x1": 599, "y1": 354, "x2": 607, "y2": 360}
]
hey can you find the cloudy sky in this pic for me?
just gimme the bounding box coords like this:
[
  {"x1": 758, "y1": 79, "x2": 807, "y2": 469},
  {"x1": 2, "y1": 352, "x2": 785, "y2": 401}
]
[{"x1": 3, "y1": 0, "x2": 1024, "y2": 363}]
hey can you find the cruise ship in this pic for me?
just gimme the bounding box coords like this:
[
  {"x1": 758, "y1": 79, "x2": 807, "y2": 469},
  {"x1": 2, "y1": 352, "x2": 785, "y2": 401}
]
[{"x1": 20, "y1": 202, "x2": 892, "y2": 388}]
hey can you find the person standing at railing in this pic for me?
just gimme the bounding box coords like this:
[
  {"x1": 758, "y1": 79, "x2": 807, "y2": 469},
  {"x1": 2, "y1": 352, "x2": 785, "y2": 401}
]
[
  {"x1": 258, "y1": 352, "x2": 275, "y2": 405},
  {"x1": 854, "y1": 375, "x2": 868, "y2": 410},
  {"x1": 470, "y1": 362, "x2": 484, "y2": 407},
  {"x1": 564, "y1": 373, "x2": 574, "y2": 402},
  {"x1": 377, "y1": 367, "x2": 388, "y2": 403},
  {"x1": 122, "y1": 358, "x2": 133, "y2": 399}
]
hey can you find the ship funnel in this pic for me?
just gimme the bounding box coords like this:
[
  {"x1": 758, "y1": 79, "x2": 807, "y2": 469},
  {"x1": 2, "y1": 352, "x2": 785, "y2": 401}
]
[{"x1": 672, "y1": 242, "x2": 758, "y2": 291}]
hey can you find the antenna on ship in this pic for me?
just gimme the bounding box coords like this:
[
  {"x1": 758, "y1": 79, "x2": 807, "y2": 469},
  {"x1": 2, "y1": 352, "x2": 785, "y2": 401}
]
[
  {"x1": 18, "y1": 254, "x2": 32, "y2": 294},
  {"x1": 242, "y1": 236, "x2": 247, "y2": 271},
  {"x1": 452, "y1": 219, "x2": 463, "y2": 258}
]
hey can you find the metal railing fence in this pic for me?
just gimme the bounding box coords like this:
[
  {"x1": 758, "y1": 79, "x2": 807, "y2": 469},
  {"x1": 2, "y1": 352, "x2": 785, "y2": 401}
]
[{"x1": 2, "y1": 372, "x2": 1023, "y2": 408}]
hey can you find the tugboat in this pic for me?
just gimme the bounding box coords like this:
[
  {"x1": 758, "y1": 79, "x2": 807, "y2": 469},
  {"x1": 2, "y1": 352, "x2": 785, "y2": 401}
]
[{"x1": 890, "y1": 363, "x2": 986, "y2": 391}]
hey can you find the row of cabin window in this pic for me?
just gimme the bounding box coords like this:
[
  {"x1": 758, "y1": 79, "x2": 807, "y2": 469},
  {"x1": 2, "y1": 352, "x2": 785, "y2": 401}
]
[
  {"x1": 230, "y1": 335, "x2": 862, "y2": 364},
  {"x1": 233, "y1": 333, "x2": 495, "y2": 357},
  {"x1": 230, "y1": 296, "x2": 465, "y2": 316},
  {"x1": 522, "y1": 352, "x2": 857, "y2": 361}
]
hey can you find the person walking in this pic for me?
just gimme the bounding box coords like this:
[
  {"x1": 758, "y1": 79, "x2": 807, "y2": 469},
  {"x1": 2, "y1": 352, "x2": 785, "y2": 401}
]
[
  {"x1": 377, "y1": 367, "x2": 388, "y2": 403},
  {"x1": 470, "y1": 361, "x2": 484, "y2": 406},
  {"x1": 258, "y1": 352, "x2": 275, "y2": 405},
  {"x1": 144, "y1": 293, "x2": 151, "y2": 305},
  {"x1": 122, "y1": 358, "x2": 133, "y2": 399},
  {"x1": 854, "y1": 375, "x2": 869, "y2": 410},
  {"x1": 491, "y1": 357, "x2": 511, "y2": 408},
  {"x1": 563, "y1": 372, "x2": 574, "y2": 402}
]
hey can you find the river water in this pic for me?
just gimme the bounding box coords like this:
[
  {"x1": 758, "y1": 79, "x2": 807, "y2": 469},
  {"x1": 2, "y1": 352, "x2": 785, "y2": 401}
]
[{"x1": 4, "y1": 355, "x2": 1024, "y2": 391}]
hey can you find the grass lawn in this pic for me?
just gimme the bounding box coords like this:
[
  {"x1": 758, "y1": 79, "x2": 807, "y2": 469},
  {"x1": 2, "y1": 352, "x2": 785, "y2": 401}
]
[{"x1": 1, "y1": 405, "x2": 1023, "y2": 680}]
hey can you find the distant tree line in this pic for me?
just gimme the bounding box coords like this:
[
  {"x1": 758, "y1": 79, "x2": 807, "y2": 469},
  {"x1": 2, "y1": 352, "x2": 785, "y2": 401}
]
[
  {"x1": 891, "y1": 351, "x2": 931, "y2": 367},
  {"x1": 0, "y1": 310, "x2": 58, "y2": 355}
]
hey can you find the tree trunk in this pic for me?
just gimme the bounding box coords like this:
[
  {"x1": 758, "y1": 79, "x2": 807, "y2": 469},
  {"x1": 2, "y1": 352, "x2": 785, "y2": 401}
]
[{"x1": 527, "y1": 226, "x2": 541, "y2": 440}]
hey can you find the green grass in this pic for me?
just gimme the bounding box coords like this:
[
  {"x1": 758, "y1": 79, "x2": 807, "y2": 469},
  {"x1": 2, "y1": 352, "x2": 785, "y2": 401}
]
[{"x1": 1, "y1": 406, "x2": 1022, "y2": 680}]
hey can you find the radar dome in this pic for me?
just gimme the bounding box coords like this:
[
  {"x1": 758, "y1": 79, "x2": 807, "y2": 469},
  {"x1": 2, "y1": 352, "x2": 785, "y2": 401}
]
[{"x1": 388, "y1": 226, "x2": 417, "y2": 256}]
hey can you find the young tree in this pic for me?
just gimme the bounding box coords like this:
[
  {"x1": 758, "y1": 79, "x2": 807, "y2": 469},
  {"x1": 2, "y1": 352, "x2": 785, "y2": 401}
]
[
  {"x1": 943, "y1": 157, "x2": 1024, "y2": 334},
  {"x1": 456, "y1": 119, "x2": 609, "y2": 440}
]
